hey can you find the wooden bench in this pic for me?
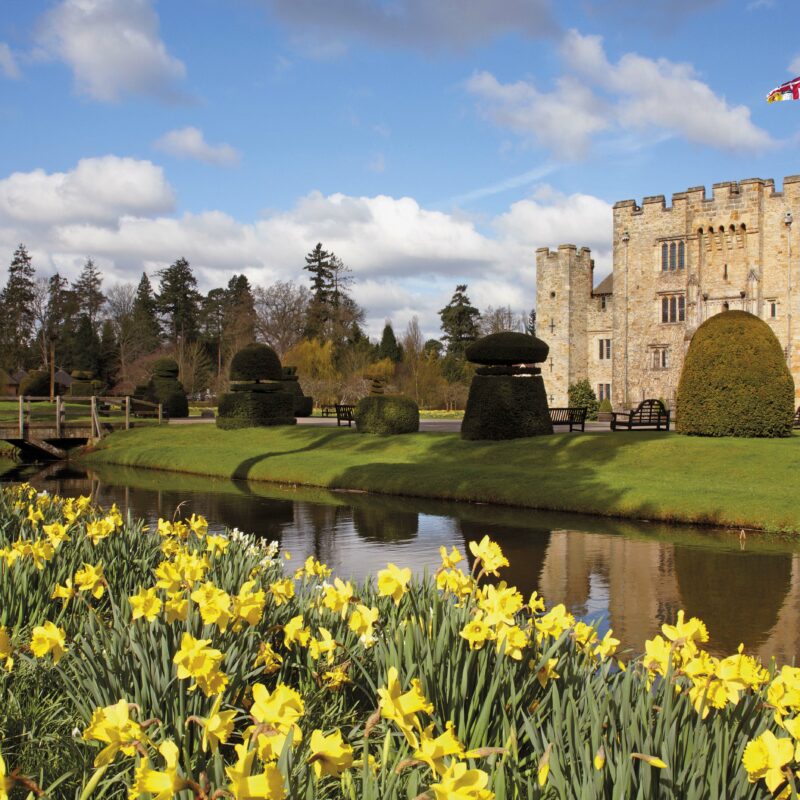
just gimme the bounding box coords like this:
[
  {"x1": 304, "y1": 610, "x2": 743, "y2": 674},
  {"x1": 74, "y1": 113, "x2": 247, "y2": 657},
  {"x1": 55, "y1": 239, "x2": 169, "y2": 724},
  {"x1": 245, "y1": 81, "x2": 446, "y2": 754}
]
[
  {"x1": 549, "y1": 407, "x2": 587, "y2": 432},
  {"x1": 335, "y1": 404, "x2": 356, "y2": 427},
  {"x1": 794, "y1": 406, "x2": 800, "y2": 430},
  {"x1": 611, "y1": 399, "x2": 671, "y2": 431},
  {"x1": 321, "y1": 405, "x2": 336, "y2": 418}
]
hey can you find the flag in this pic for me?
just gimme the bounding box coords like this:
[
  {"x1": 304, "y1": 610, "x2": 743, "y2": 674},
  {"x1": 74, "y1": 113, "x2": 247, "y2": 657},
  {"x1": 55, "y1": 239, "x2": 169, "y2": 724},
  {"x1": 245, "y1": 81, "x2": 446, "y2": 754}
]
[{"x1": 767, "y1": 76, "x2": 800, "y2": 103}]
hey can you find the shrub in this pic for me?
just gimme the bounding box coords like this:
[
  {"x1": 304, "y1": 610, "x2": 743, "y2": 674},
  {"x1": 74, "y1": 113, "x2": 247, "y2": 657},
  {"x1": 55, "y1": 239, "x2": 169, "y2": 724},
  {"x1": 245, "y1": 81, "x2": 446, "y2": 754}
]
[
  {"x1": 151, "y1": 357, "x2": 179, "y2": 379},
  {"x1": 355, "y1": 394, "x2": 419, "y2": 434},
  {"x1": 230, "y1": 343, "x2": 282, "y2": 382},
  {"x1": 462, "y1": 375, "x2": 553, "y2": 440},
  {"x1": 216, "y1": 390, "x2": 295, "y2": 429},
  {"x1": 676, "y1": 310, "x2": 795, "y2": 437},
  {"x1": 294, "y1": 396, "x2": 314, "y2": 417},
  {"x1": 568, "y1": 379, "x2": 599, "y2": 420},
  {"x1": 19, "y1": 371, "x2": 51, "y2": 397},
  {"x1": 598, "y1": 398, "x2": 612, "y2": 413},
  {"x1": 465, "y1": 332, "x2": 549, "y2": 365}
]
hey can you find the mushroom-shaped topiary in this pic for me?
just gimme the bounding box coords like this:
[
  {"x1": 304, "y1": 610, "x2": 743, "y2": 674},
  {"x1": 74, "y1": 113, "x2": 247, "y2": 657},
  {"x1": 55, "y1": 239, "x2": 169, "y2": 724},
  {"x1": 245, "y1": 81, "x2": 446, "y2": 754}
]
[
  {"x1": 676, "y1": 310, "x2": 795, "y2": 437},
  {"x1": 152, "y1": 357, "x2": 180, "y2": 378},
  {"x1": 230, "y1": 343, "x2": 282, "y2": 383},
  {"x1": 465, "y1": 332, "x2": 549, "y2": 366}
]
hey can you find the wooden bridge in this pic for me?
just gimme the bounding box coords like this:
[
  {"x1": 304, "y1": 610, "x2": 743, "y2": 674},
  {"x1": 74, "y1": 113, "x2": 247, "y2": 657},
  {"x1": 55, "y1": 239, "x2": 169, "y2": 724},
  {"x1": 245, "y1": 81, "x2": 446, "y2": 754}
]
[{"x1": 0, "y1": 395, "x2": 163, "y2": 460}]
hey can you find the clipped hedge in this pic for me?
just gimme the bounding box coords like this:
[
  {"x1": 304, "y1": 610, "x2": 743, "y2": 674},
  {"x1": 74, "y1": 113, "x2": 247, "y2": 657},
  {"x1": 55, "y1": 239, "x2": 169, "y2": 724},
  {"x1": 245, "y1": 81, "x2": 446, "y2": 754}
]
[
  {"x1": 230, "y1": 343, "x2": 282, "y2": 382},
  {"x1": 465, "y1": 332, "x2": 549, "y2": 366},
  {"x1": 676, "y1": 310, "x2": 795, "y2": 437},
  {"x1": 462, "y1": 375, "x2": 553, "y2": 440},
  {"x1": 216, "y1": 391, "x2": 295, "y2": 429},
  {"x1": 152, "y1": 357, "x2": 179, "y2": 379},
  {"x1": 19, "y1": 371, "x2": 51, "y2": 397},
  {"x1": 355, "y1": 394, "x2": 419, "y2": 434}
]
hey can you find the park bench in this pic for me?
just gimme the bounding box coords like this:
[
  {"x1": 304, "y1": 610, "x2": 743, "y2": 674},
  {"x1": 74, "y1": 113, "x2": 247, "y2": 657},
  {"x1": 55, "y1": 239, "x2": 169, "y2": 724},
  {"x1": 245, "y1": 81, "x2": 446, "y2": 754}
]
[
  {"x1": 335, "y1": 404, "x2": 356, "y2": 427},
  {"x1": 321, "y1": 405, "x2": 336, "y2": 417},
  {"x1": 794, "y1": 406, "x2": 800, "y2": 430},
  {"x1": 549, "y1": 407, "x2": 587, "y2": 432},
  {"x1": 611, "y1": 399, "x2": 671, "y2": 431}
]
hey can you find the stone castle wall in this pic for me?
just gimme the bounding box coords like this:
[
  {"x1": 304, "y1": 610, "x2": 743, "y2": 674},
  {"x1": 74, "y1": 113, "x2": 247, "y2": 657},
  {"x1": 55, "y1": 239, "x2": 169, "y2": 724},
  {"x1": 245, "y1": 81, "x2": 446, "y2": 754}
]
[{"x1": 536, "y1": 176, "x2": 800, "y2": 408}]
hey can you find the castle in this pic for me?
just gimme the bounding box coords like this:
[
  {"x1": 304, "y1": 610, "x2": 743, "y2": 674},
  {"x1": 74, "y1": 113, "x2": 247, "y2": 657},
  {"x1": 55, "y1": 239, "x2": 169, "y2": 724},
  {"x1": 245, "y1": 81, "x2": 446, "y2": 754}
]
[{"x1": 535, "y1": 175, "x2": 800, "y2": 408}]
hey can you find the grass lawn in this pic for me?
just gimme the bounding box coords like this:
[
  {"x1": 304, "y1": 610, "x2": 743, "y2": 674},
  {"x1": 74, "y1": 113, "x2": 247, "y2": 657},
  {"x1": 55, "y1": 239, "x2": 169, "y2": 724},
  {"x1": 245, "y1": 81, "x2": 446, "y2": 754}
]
[{"x1": 80, "y1": 425, "x2": 800, "y2": 532}]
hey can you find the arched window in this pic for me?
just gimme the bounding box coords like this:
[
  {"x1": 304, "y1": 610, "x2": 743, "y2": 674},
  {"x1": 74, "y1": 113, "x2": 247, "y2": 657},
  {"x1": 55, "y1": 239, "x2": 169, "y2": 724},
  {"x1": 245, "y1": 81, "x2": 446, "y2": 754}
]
[
  {"x1": 661, "y1": 243, "x2": 668, "y2": 271},
  {"x1": 678, "y1": 241, "x2": 685, "y2": 269},
  {"x1": 669, "y1": 242, "x2": 676, "y2": 270}
]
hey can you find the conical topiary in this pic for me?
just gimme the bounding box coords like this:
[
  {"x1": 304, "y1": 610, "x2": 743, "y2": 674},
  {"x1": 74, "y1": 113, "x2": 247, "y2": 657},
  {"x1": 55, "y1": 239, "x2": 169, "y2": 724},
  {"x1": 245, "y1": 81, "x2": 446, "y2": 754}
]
[{"x1": 676, "y1": 310, "x2": 795, "y2": 437}]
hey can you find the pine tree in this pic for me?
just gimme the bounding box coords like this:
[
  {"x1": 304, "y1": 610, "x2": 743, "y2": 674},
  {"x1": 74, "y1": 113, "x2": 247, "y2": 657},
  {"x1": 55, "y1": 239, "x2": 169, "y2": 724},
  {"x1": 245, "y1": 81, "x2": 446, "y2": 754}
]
[
  {"x1": 157, "y1": 258, "x2": 201, "y2": 344},
  {"x1": 99, "y1": 319, "x2": 118, "y2": 385},
  {"x1": 0, "y1": 244, "x2": 37, "y2": 370},
  {"x1": 44, "y1": 273, "x2": 79, "y2": 371},
  {"x1": 304, "y1": 243, "x2": 334, "y2": 302},
  {"x1": 72, "y1": 258, "x2": 106, "y2": 332},
  {"x1": 439, "y1": 284, "x2": 480, "y2": 358},
  {"x1": 376, "y1": 322, "x2": 402, "y2": 362},
  {"x1": 131, "y1": 273, "x2": 161, "y2": 354},
  {"x1": 225, "y1": 274, "x2": 256, "y2": 343},
  {"x1": 72, "y1": 315, "x2": 101, "y2": 375},
  {"x1": 525, "y1": 308, "x2": 537, "y2": 336}
]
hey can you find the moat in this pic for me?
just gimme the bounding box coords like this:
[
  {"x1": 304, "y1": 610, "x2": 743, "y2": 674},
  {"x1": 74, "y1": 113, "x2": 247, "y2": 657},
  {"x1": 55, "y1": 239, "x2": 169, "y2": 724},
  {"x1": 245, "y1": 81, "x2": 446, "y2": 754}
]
[{"x1": 4, "y1": 460, "x2": 800, "y2": 663}]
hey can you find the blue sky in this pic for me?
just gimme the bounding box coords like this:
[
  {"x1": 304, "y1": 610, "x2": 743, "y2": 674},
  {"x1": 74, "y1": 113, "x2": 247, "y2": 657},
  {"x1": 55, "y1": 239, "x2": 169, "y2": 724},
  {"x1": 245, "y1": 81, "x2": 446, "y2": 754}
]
[{"x1": 0, "y1": 0, "x2": 798, "y2": 337}]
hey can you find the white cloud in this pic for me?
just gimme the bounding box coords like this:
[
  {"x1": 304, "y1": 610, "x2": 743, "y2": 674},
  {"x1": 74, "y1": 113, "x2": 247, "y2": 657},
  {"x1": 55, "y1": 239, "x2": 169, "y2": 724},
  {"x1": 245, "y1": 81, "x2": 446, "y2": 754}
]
[
  {"x1": 0, "y1": 44, "x2": 20, "y2": 79},
  {"x1": 0, "y1": 156, "x2": 174, "y2": 226},
  {"x1": 790, "y1": 56, "x2": 800, "y2": 74},
  {"x1": 0, "y1": 158, "x2": 615, "y2": 337},
  {"x1": 466, "y1": 71, "x2": 609, "y2": 160},
  {"x1": 467, "y1": 30, "x2": 773, "y2": 160},
  {"x1": 266, "y1": 0, "x2": 558, "y2": 50},
  {"x1": 36, "y1": 0, "x2": 186, "y2": 102},
  {"x1": 154, "y1": 127, "x2": 241, "y2": 167}
]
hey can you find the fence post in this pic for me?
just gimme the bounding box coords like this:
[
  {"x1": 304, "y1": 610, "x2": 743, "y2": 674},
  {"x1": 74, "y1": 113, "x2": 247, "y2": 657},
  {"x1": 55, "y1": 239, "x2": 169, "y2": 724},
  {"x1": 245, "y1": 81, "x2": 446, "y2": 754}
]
[
  {"x1": 91, "y1": 395, "x2": 97, "y2": 439},
  {"x1": 56, "y1": 395, "x2": 62, "y2": 437},
  {"x1": 158, "y1": 403, "x2": 163, "y2": 425},
  {"x1": 125, "y1": 396, "x2": 131, "y2": 430},
  {"x1": 18, "y1": 395, "x2": 23, "y2": 437}
]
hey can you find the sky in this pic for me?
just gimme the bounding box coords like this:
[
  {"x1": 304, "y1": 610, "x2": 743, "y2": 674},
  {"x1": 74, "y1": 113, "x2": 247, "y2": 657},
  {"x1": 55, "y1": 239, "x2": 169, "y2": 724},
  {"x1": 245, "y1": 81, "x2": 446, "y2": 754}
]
[{"x1": 1, "y1": 0, "x2": 799, "y2": 340}]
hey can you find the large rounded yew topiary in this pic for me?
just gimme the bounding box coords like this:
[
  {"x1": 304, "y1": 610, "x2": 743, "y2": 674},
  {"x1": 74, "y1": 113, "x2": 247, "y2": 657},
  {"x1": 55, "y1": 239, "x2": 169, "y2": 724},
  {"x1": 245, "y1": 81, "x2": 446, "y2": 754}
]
[
  {"x1": 355, "y1": 395, "x2": 419, "y2": 434},
  {"x1": 465, "y1": 331, "x2": 549, "y2": 366},
  {"x1": 230, "y1": 343, "x2": 282, "y2": 383},
  {"x1": 676, "y1": 310, "x2": 795, "y2": 437}
]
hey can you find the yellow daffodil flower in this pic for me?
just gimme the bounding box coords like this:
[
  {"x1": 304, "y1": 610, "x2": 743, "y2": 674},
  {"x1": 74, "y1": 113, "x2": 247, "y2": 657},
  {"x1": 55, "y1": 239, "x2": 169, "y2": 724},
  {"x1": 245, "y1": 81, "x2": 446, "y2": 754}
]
[
  {"x1": 534, "y1": 604, "x2": 575, "y2": 644},
  {"x1": 164, "y1": 592, "x2": 189, "y2": 623},
  {"x1": 348, "y1": 604, "x2": 379, "y2": 648},
  {"x1": 269, "y1": 578, "x2": 295, "y2": 606},
  {"x1": 414, "y1": 722, "x2": 465, "y2": 776},
  {"x1": 74, "y1": 562, "x2": 106, "y2": 599},
  {"x1": 173, "y1": 633, "x2": 228, "y2": 697},
  {"x1": 51, "y1": 578, "x2": 76, "y2": 607},
  {"x1": 460, "y1": 615, "x2": 494, "y2": 651},
  {"x1": 250, "y1": 683, "x2": 304, "y2": 737},
  {"x1": 205, "y1": 533, "x2": 229, "y2": 556},
  {"x1": 428, "y1": 761, "x2": 494, "y2": 800},
  {"x1": 377, "y1": 562, "x2": 412, "y2": 604},
  {"x1": 0, "y1": 626, "x2": 13, "y2": 672},
  {"x1": 743, "y1": 730, "x2": 795, "y2": 793},
  {"x1": 308, "y1": 627, "x2": 337, "y2": 663},
  {"x1": 321, "y1": 578, "x2": 354, "y2": 617},
  {"x1": 85, "y1": 518, "x2": 115, "y2": 546},
  {"x1": 283, "y1": 615, "x2": 311, "y2": 649},
  {"x1": 308, "y1": 728, "x2": 354, "y2": 779},
  {"x1": 226, "y1": 744, "x2": 285, "y2": 800},
  {"x1": 30, "y1": 621, "x2": 66, "y2": 664},
  {"x1": 130, "y1": 740, "x2": 188, "y2": 800},
  {"x1": 378, "y1": 666, "x2": 433, "y2": 748},
  {"x1": 254, "y1": 641, "x2": 283, "y2": 674},
  {"x1": 129, "y1": 587, "x2": 163, "y2": 622},
  {"x1": 234, "y1": 580, "x2": 266, "y2": 626},
  {"x1": 477, "y1": 582, "x2": 523, "y2": 627},
  {"x1": 198, "y1": 695, "x2": 237, "y2": 753},
  {"x1": 468, "y1": 535, "x2": 509, "y2": 577},
  {"x1": 83, "y1": 699, "x2": 145, "y2": 766},
  {"x1": 190, "y1": 581, "x2": 233, "y2": 631},
  {"x1": 1, "y1": 744, "x2": 13, "y2": 799}
]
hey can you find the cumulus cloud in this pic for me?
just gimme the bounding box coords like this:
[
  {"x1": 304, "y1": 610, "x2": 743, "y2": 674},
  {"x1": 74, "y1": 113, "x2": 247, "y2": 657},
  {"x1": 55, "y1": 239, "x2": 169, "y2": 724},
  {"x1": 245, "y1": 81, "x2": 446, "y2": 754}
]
[
  {"x1": 0, "y1": 157, "x2": 614, "y2": 336},
  {"x1": 790, "y1": 55, "x2": 800, "y2": 74},
  {"x1": 154, "y1": 127, "x2": 241, "y2": 167},
  {"x1": 0, "y1": 44, "x2": 20, "y2": 79},
  {"x1": 467, "y1": 29, "x2": 773, "y2": 160},
  {"x1": 265, "y1": 0, "x2": 558, "y2": 51},
  {"x1": 0, "y1": 156, "x2": 175, "y2": 226},
  {"x1": 36, "y1": 0, "x2": 187, "y2": 102}
]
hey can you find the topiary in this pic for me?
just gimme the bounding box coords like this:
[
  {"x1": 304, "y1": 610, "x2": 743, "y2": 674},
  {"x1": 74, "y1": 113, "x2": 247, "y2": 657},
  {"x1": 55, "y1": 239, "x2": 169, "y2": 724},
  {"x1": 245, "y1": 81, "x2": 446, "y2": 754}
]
[
  {"x1": 461, "y1": 375, "x2": 553, "y2": 440},
  {"x1": 144, "y1": 359, "x2": 188, "y2": 418},
  {"x1": 19, "y1": 371, "x2": 50, "y2": 397},
  {"x1": 598, "y1": 398, "x2": 612, "y2": 413},
  {"x1": 230, "y1": 343, "x2": 282, "y2": 383},
  {"x1": 216, "y1": 391, "x2": 295, "y2": 429},
  {"x1": 568, "y1": 379, "x2": 599, "y2": 420},
  {"x1": 465, "y1": 332, "x2": 549, "y2": 366},
  {"x1": 278, "y1": 366, "x2": 314, "y2": 416},
  {"x1": 355, "y1": 395, "x2": 419, "y2": 434},
  {"x1": 152, "y1": 357, "x2": 179, "y2": 378},
  {"x1": 676, "y1": 310, "x2": 795, "y2": 437}
]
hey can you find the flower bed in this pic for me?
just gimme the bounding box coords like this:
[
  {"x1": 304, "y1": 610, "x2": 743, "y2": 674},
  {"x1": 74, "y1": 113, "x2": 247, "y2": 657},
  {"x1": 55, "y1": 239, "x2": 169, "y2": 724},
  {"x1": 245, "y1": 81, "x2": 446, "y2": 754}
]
[{"x1": 0, "y1": 483, "x2": 795, "y2": 798}]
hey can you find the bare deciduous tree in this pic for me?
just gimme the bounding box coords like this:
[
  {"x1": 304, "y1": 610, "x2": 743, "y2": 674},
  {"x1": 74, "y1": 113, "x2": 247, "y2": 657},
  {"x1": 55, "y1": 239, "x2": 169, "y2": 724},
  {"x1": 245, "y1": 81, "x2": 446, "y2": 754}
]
[
  {"x1": 254, "y1": 281, "x2": 311, "y2": 358},
  {"x1": 479, "y1": 305, "x2": 523, "y2": 336}
]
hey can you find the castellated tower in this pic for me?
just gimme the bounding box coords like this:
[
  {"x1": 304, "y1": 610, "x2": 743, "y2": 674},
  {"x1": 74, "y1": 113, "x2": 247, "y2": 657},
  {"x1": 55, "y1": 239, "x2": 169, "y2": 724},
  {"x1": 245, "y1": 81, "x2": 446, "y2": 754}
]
[{"x1": 535, "y1": 245, "x2": 594, "y2": 406}]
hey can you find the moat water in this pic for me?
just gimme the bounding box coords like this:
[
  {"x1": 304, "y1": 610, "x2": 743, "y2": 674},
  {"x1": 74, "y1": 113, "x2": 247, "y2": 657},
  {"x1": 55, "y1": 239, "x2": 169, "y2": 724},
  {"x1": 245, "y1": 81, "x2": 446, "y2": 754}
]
[{"x1": 3, "y1": 460, "x2": 800, "y2": 663}]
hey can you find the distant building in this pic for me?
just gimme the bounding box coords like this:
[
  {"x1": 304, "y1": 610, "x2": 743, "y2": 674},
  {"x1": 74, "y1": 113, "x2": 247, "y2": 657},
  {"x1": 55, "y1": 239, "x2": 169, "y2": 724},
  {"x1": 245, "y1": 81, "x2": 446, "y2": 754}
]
[{"x1": 536, "y1": 176, "x2": 800, "y2": 408}]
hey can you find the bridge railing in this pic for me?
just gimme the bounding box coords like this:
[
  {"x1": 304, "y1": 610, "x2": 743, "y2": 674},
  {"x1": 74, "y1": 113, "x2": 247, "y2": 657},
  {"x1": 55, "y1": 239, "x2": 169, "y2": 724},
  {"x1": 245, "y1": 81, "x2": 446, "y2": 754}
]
[{"x1": 0, "y1": 395, "x2": 164, "y2": 439}]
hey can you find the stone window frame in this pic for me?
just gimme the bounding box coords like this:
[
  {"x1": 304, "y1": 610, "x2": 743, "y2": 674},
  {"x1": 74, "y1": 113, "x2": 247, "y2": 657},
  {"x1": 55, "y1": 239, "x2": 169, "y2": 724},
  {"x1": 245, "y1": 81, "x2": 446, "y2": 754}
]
[
  {"x1": 659, "y1": 293, "x2": 686, "y2": 324},
  {"x1": 648, "y1": 346, "x2": 669, "y2": 370},
  {"x1": 597, "y1": 338, "x2": 612, "y2": 360},
  {"x1": 597, "y1": 383, "x2": 611, "y2": 401},
  {"x1": 767, "y1": 299, "x2": 779, "y2": 319},
  {"x1": 660, "y1": 239, "x2": 686, "y2": 272}
]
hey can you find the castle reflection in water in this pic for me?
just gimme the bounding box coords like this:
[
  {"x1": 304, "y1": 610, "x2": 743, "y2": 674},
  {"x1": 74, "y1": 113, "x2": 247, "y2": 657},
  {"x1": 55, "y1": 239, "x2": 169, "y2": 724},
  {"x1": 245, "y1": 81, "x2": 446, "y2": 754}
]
[{"x1": 11, "y1": 464, "x2": 800, "y2": 664}]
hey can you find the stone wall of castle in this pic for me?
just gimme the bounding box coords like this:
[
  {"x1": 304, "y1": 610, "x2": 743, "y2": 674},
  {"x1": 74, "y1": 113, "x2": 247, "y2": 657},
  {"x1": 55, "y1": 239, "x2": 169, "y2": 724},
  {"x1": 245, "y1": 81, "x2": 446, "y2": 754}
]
[{"x1": 536, "y1": 176, "x2": 800, "y2": 409}]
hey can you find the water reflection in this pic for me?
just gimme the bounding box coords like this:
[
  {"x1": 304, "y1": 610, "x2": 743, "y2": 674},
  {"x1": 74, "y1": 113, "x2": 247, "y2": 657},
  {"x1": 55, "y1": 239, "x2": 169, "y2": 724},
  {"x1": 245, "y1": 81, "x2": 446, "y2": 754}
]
[{"x1": 4, "y1": 461, "x2": 800, "y2": 663}]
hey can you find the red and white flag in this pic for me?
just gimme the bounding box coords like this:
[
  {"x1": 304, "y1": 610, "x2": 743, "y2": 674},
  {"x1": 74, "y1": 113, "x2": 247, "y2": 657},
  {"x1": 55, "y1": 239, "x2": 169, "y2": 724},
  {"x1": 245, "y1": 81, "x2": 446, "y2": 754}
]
[{"x1": 767, "y1": 76, "x2": 800, "y2": 103}]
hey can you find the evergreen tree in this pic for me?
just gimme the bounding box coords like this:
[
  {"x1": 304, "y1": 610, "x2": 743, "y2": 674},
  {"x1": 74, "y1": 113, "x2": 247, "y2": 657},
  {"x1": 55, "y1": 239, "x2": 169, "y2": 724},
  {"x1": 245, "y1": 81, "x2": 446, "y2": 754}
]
[
  {"x1": 99, "y1": 319, "x2": 118, "y2": 385},
  {"x1": 225, "y1": 274, "x2": 256, "y2": 343},
  {"x1": 131, "y1": 273, "x2": 161, "y2": 354},
  {"x1": 423, "y1": 339, "x2": 443, "y2": 359},
  {"x1": 439, "y1": 284, "x2": 480, "y2": 358},
  {"x1": 72, "y1": 315, "x2": 101, "y2": 375},
  {"x1": 376, "y1": 322, "x2": 402, "y2": 362},
  {"x1": 304, "y1": 243, "x2": 334, "y2": 302},
  {"x1": 0, "y1": 244, "x2": 37, "y2": 370},
  {"x1": 201, "y1": 287, "x2": 228, "y2": 377},
  {"x1": 156, "y1": 258, "x2": 201, "y2": 344},
  {"x1": 44, "y1": 273, "x2": 80, "y2": 371},
  {"x1": 525, "y1": 308, "x2": 537, "y2": 336},
  {"x1": 72, "y1": 258, "x2": 106, "y2": 332}
]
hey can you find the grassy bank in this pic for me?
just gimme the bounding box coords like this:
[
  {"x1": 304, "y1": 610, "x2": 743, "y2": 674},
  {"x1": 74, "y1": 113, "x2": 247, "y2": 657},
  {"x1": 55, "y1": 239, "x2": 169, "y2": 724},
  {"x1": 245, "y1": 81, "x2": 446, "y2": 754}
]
[{"x1": 81, "y1": 425, "x2": 800, "y2": 531}]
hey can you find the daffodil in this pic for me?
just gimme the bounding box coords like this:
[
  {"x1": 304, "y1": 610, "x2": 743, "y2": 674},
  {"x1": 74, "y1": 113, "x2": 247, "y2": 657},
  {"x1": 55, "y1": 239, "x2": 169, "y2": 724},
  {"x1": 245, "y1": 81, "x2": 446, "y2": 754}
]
[
  {"x1": 254, "y1": 641, "x2": 283, "y2": 674},
  {"x1": 378, "y1": 666, "x2": 433, "y2": 748},
  {"x1": 308, "y1": 627, "x2": 337, "y2": 663},
  {"x1": 662, "y1": 610, "x2": 709, "y2": 649},
  {"x1": 83, "y1": 699, "x2": 145, "y2": 766},
  {"x1": 414, "y1": 722, "x2": 465, "y2": 776},
  {"x1": 85, "y1": 517, "x2": 115, "y2": 545},
  {"x1": 250, "y1": 683, "x2": 304, "y2": 737},
  {"x1": 0, "y1": 626, "x2": 13, "y2": 672},
  {"x1": 190, "y1": 581, "x2": 233, "y2": 631},
  {"x1": 468, "y1": 535, "x2": 509, "y2": 576},
  {"x1": 743, "y1": 730, "x2": 795, "y2": 793},
  {"x1": 234, "y1": 580, "x2": 266, "y2": 626},
  {"x1": 307, "y1": 728, "x2": 354, "y2": 778},
  {"x1": 321, "y1": 578, "x2": 354, "y2": 617},
  {"x1": 130, "y1": 740, "x2": 189, "y2": 799},
  {"x1": 205, "y1": 533, "x2": 229, "y2": 556},
  {"x1": 129, "y1": 587, "x2": 163, "y2": 622},
  {"x1": 30, "y1": 622, "x2": 66, "y2": 664},
  {"x1": 348, "y1": 604, "x2": 379, "y2": 647},
  {"x1": 74, "y1": 562, "x2": 106, "y2": 599},
  {"x1": 322, "y1": 667, "x2": 351, "y2": 690},
  {"x1": 428, "y1": 761, "x2": 494, "y2": 799},
  {"x1": 477, "y1": 582, "x2": 523, "y2": 626},
  {"x1": 534, "y1": 657, "x2": 560, "y2": 688},
  {"x1": 164, "y1": 591, "x2": 188, "y2": 623},
  {"x1": 173, "y1": 632, "x2": 228, "y2": 696},
  {"x1": 377, "y1": 562, "x2": 412, "y2": 604},
  {"x1": 269, "y1": 578, "x2": 295, "y2": 606},
  {"x1": 188, "y1": 513, "x2": 208, "y2": 537},
  {"x1": 283, "y1": 615, "x2": 311, "y2": 649},
  {"x1": 594, "y1": 630, "x2": 620, "y2": 660},
  {"x1": 460, "y1": 616, "x2": 494, "y2": 651},
  {"x1": 197, "y1": 695, "x2": 237, "y2": 753},
  {"x1": 42, "y1": 520, "x2": 70, "y2": 546},
  {"x1": 439, "y1": 545, "x2": 463, "y2": 570},
  {"x1": 534, "y1": 604, "x2": 575, "y2": 643},
  {"x1": 226, "y1": 743, "x2": 286, "y2": 799}
]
